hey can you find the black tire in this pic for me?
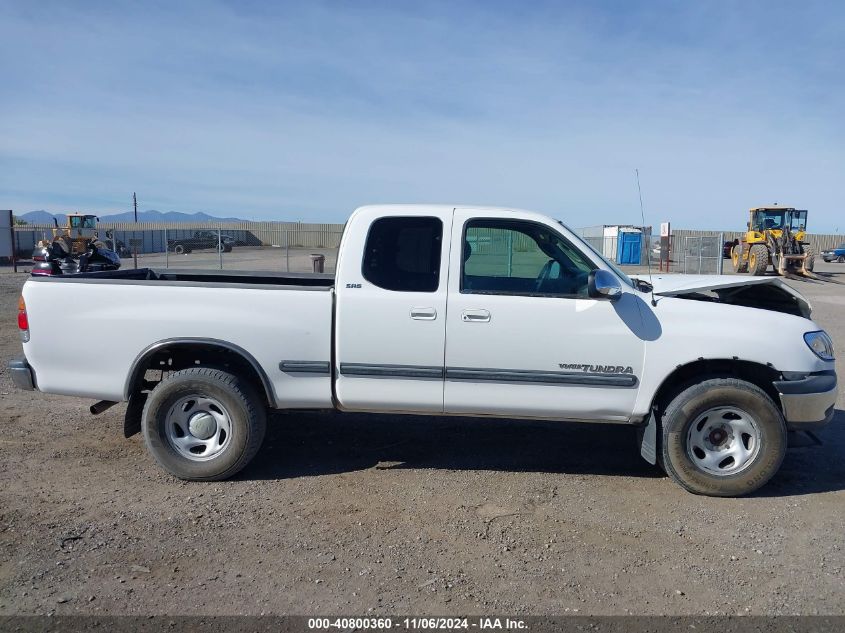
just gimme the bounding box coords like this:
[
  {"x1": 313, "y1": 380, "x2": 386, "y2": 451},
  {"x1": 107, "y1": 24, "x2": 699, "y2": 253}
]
[
  {"x1": 731, "y1": 245, "x2": 748, "y2": 273},
  {"x1": 748, "y1": 244, "x2": 769, "y2": 276},
  {"x1": 803, "y1": 247, "x2": 815, "y2": 271},
  {"x1": 838, "y1": 255, "x2": 845, "y2": 264},
  {"x1": 141, "y1": 367, "x2": 266, "y2": 481},
  {"x1": 173, "y1": 244, "x2": 185, "y2": 255},
  {"x1": 660, "y1": 378, "x2": 786, "y2": 497}
]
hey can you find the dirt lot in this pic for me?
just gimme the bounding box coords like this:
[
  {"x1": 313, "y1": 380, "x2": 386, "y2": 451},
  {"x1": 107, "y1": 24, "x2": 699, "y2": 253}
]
[{"x1": 0, "y1": 262, "x2": 843, "y2": 616}]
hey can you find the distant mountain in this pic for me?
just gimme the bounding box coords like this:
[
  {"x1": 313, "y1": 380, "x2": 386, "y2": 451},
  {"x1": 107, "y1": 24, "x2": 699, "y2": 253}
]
[
  {"x1": 19, "y1": 210, "x2": 62, "y2": 225},
  {"x1": 19, "y1": 210, "x2": 247, "y2": 224},
  {"x1": 97, "y1": 210, "x2": 247, "y2": 223}
]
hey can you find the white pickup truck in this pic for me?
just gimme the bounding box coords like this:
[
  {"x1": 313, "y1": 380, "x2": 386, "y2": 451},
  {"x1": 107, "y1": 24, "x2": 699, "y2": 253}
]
[{"x1": 9, "y1": 205, "x2": 837, "y2": 496}]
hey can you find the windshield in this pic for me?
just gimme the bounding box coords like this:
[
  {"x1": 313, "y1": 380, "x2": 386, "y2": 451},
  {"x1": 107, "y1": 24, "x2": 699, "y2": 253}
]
[
  {"x1": 70, "y1": 216, "x2": 97, "y2": 229},
  {"x1": 558, "y1": 221, "x2": 634, "y2": 288},
  {"x1": 752, "y1": 210, "x2": 785, "y2": 231}
]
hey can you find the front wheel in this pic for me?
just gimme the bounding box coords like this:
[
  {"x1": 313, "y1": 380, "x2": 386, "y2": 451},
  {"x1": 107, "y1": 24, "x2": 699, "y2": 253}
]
[
  {"x1": 142, "y1": 367, "x2": 266, "y2": 481},
  {"x1": 803, "y1": 247, "x2": 815, "y2": 272},
  {"x1": 660, "y1": 378, "x2": 786, "y2": 496},
  {"x1": 748, "y1": 244, "x2": 769, "y2": 275}
]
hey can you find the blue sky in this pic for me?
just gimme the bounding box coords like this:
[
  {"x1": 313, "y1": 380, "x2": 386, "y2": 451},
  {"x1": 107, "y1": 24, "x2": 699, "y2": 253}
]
[{"x1": 1, "y1": 1, "x2": 843, "y2": 230}]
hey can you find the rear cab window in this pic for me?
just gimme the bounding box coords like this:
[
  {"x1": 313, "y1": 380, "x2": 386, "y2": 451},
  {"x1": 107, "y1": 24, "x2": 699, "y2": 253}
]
[{"x1": 362, "y1": 216, "x2": 443, "y2": 292}]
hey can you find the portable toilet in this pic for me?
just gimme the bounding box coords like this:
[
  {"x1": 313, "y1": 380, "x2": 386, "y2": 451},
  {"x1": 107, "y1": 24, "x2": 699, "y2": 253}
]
[{"x1": 616, "y1": 229, "x2": 643, "y2": 265}]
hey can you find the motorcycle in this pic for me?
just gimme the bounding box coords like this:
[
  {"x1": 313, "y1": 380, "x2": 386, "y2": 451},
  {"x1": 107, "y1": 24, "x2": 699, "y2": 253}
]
[{"x1": 31, "y1": 239, "x2": 122, "y2": 276}]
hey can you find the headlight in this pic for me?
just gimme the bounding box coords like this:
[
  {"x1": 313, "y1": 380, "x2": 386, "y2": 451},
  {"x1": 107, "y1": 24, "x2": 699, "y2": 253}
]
[{"x1": 804, "y1": 331, "x2": 835, "y2": 361}]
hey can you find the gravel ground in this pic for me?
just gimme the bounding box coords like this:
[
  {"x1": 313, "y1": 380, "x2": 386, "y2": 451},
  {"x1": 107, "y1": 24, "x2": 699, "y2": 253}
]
[{"x1": 0, "y1": 263, "x2": 843, "y2": 616}]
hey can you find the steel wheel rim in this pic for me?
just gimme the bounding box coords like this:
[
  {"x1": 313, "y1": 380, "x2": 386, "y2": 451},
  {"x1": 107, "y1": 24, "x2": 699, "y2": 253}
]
[
  {"x1": 165, "y1": 395, "x2": 232, "y2": 461},
  {"x1": 686, "y1": 406, "x2": 761, "y2": 476}
]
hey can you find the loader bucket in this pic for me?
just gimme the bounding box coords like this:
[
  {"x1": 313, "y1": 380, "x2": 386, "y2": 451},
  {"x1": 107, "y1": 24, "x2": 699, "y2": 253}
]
[{"x1": 778, "y1": 253, "x2": 810, "y2": 278}]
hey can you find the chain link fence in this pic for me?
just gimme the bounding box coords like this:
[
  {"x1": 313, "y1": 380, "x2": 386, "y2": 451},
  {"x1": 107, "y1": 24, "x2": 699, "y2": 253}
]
[
  {"x1": 11, "y1": 221, "x2": 840, "y2": 277},
  {"x1": 681, "y1": 234, "x2": 725, "y2": 275},
  {"x1": 10, "y1": 225, "x2": 344, "y2": 274}
]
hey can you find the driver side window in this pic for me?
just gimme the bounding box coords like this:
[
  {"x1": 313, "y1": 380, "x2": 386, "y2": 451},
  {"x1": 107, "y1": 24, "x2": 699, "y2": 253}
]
[{"x1": 462, "y1": 219, "x2": 594, "y2": 297}]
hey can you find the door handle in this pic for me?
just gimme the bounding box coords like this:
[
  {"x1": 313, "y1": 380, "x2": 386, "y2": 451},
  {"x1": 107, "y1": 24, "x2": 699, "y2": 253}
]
[
  {"x1": 410, "y1": 307, "x2": 437, "y2": 320},
  {"x1": 461, "y1": 309, "x2": 491, "y2": 323}
]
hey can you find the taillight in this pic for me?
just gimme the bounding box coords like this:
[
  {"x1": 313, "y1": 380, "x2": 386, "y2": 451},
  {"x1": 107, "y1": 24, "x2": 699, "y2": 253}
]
[{"x1": 18, "y1": 295, "x2": 29, "y2": 342}]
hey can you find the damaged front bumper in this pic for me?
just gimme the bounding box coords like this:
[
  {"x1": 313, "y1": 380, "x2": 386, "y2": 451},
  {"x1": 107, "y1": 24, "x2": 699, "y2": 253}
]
[{"x1": 774, "y1": 371, "x2": 837, "y2": 430}]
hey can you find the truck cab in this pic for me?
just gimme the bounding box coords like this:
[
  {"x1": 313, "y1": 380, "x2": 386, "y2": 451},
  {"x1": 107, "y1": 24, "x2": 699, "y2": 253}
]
[{"x1": 334, "y1": 205, "x2": 644, "y2": 422}]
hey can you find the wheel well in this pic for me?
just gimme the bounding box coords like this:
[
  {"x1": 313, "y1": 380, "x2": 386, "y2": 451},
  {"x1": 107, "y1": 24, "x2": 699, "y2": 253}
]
[
  {"x1": 651, "y1": 359, "x2": 782, "y2": 418},
  {"x1": 125, "y1": 340, "x2": 274, "y2": 406}
]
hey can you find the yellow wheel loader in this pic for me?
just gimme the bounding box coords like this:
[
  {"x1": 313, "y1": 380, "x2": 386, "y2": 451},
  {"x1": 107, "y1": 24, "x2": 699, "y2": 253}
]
[
  {"x1": 731, "y1": 206, "x2": 815, "y2": 277},
  {"x1": 36, "y1": 213, "x2": 108, "y2": 255}
]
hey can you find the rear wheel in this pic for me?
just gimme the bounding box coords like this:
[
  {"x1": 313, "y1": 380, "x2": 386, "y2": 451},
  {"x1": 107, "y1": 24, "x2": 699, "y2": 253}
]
[
  {"x1": 660, "y1": 378, "x2": 786, "y2": 496},
  {"x1": 173, "y1": 244, "x2": 185, "y2": 255},
  {"x1": 838, "y1": 255, "x2": 845, "y2": 263},
  {"x1": 731, "y1": 245, "x2": 748, "y2": 273},
  {"x1": 748, "y1": 244, "x2": 769, "y2": 275},
  {"x1": 142, "y1": 367, "x2": 266, "y2": 481}
]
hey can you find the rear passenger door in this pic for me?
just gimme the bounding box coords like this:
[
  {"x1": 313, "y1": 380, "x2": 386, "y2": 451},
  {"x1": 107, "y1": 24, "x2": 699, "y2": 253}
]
[{"x1": 334, "y1": 209, "x2": 452, "y2": 413}]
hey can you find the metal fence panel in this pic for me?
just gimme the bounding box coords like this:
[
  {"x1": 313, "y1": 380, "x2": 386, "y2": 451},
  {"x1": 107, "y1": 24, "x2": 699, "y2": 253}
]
[{"x1": 682, "y1": 234, "x2": 724, "y2": 275}]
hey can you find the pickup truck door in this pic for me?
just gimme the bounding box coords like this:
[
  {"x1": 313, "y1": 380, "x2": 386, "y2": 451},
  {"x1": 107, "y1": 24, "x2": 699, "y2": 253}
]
[
  {"x1": 334, "y1": 209, "x2": 452, "y2": 413},
  {"x1": 443, "y1": 210, "x2": 646, "y2": 422}
]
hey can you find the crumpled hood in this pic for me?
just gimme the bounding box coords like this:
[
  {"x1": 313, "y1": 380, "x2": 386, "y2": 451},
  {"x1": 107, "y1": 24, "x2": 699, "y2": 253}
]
[{"x1": 631, "y1": 274, "x2": 812, "y2": 318}]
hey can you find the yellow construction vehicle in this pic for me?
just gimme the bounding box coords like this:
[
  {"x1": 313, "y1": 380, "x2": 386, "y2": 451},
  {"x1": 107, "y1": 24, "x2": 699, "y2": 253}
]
[
  {"x1": 731, "y1": 205, "x2": 815, "y2": 276},
  {"x1": 37, "y1": 213, "x2": 107, "y2": 255}
]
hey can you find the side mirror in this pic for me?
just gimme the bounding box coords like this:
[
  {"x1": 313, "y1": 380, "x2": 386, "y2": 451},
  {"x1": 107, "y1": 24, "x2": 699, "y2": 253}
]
[{"x1": 588, "y1": 269, "x2": 622, "y2": 301}]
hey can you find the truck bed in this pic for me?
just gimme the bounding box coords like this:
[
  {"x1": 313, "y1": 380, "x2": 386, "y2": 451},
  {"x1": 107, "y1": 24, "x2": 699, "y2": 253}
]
[
  {"x1": 37, "y1": 267, "x2": 336, "y2": 288},
  {"x1": 22, "y1": 268, "x2": 335, "y2": 408}
]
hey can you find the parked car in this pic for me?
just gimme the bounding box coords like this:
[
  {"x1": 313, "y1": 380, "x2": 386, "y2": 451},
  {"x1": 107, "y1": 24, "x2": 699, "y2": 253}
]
[
  {"x1": 9, "y1": 204, "x2": 836, "y2": 497},
  {"x1": 168, "y1": 230, "x2": 235, "y2": 254},
  {"x1": 821, "y1": 244, "x2": 845, "y2": 263}
]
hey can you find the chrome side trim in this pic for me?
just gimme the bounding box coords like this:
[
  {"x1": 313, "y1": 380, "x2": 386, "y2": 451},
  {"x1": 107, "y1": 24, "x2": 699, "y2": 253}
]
[
  {"x1": 279, "y1": 361, "x2": 331, "y2": 375},
  {"x1": 337, "y1": 363, "x2": 637, "y2": 387},
  {"x1": 339, "y1": 363, "x2": 445, "y2": 379},
  {"x1": 446, "y1": 367, "x2": 638, "y2": 387},
  {"x1": 124, "y1": 338, "x2": 276, "y2": 406}
]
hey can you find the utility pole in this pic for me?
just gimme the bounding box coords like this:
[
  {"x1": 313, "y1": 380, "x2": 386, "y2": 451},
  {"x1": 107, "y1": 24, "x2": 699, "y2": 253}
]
[{"x1": 132, "y1": 192, "x2": 138, "y2": 269}]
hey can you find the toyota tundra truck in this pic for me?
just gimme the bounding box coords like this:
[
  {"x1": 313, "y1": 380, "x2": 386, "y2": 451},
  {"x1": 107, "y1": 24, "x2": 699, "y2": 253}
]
[{"x1": 9, "y1": 205, "x2": 837, "y2": 496}]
